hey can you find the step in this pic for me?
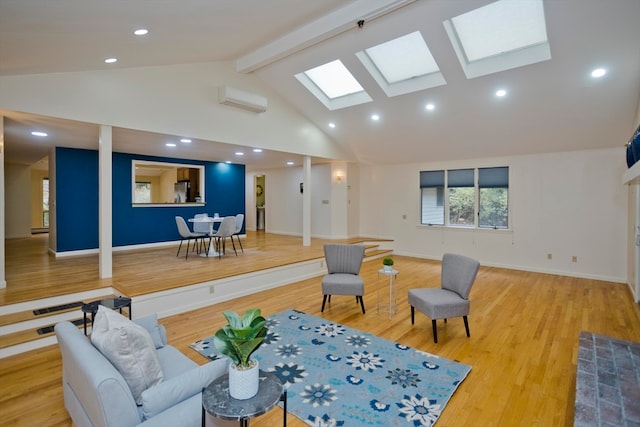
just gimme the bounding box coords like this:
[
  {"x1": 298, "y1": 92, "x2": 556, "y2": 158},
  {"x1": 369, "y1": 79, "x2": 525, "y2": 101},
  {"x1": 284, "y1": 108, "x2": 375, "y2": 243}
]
[
  {"x1": 0, "y1": 293, "x2": 119, "y2": 349},
  {"x1": 0, "y1": 301, "x2": 85, "y2": 326},
  {"x1": 0, "y1": 318, "x2": 85, "y2": 350},
  {"x1": 0, "y1": 303, "x2": 132, "y2": 354},
  {"x1": 365, "y1": 248, "x2": 394, "y2": 258}
]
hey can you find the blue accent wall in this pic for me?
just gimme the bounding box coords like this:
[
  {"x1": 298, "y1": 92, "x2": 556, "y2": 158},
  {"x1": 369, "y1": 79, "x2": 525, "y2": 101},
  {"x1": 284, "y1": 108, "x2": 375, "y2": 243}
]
[
  {"x1": 56, "y1": 148, "x2": 99, "y2": 251},
  {"x1": 55, "y1": 147, "x2": 245, "y2": 252}
]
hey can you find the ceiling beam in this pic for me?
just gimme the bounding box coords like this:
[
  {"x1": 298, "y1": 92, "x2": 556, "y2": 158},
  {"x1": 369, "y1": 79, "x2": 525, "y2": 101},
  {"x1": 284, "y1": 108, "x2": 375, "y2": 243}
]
[{"x1": 235, "y1": 0, "x2": 415, "y2": 73}]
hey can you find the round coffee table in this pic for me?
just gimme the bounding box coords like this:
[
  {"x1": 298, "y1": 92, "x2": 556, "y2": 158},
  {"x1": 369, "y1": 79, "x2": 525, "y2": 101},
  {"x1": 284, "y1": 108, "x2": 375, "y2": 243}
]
[{"x1": 202, "y1": 370, "x2": 286, "y2": 427}]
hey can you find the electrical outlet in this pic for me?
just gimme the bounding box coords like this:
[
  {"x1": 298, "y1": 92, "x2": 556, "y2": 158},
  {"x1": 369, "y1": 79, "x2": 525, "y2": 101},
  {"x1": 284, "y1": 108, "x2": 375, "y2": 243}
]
[
  {"x1": 547, "y1": 253, "x2": 552, "y2": 260},
  {"x1": 320, "y1": 260, "x2": 324, "y2": 268},
  {"x1": 402, "y1": 214, "x2": 407, "y2": 220},
  {"x1": 209, "y1": 285, "x2": 215, "y2": 294},
  {"x1": 572, "y1": 256, "x2": 578, "y2": 263}
]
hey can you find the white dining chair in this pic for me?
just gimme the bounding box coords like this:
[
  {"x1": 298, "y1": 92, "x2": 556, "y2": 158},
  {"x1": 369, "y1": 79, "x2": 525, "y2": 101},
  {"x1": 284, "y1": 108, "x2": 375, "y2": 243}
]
[
  {"x1": 210, "y1": 216, "x2": 237, "y2": 258},
  {"x1": 175, "y1": 216, "x2": 206, "y2": 259},
  {"x1": 233, "y1": 213, "x2": 245, "y2": 253},
  {"x1": 193, "y1": 213, "x2": 211, "y2": 252}
]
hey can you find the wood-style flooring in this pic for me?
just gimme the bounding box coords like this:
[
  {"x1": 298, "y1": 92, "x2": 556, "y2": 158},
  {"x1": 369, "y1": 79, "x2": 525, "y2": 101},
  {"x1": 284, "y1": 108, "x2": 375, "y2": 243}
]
[
  {"x1": 1, "y1": 233, "x2": 639, "y2": 426},
  {"x1": 2, "y1": 232, "x2": 380, "y2": 305}
]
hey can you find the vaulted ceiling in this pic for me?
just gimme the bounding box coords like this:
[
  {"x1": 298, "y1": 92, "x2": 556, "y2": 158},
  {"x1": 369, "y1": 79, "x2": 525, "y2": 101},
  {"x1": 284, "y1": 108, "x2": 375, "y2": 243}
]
[{"x1": 1, "y1": 0, "x2": 639, "y2": 170}]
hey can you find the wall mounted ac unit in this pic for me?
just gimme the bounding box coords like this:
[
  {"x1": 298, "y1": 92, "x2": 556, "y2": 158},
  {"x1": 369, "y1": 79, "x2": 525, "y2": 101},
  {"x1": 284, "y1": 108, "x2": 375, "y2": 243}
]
[{"x1": 218, "y1": 85, "x2": 268, "y2": 113}]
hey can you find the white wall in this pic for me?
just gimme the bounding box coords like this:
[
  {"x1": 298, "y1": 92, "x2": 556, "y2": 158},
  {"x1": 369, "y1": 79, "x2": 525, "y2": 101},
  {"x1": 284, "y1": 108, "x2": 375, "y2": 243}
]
[
  {"x1": 5, "y1": 163, "x2": 31, "y2": 238},
  {"x1": 0, "y1": 62, "x2": 351, "y2": 162},
  {"x1": 625, "y1": 94, "x2": 640, "y2": 300},
  {"x1": 329, "y1": 162, "x2": 347, "y2": 238},
  {"x1": 256, "y1": 163, "x2": 349, "y2": 238},
  {"x1": 359, "y1": 147, "x2": 627, "y2": 282}
]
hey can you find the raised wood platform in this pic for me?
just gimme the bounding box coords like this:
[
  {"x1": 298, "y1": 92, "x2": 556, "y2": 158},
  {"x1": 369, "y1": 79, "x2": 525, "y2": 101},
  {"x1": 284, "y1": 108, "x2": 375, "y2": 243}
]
[{"x1": 0, "y1": 232, "x2": 393, "y2": 357}]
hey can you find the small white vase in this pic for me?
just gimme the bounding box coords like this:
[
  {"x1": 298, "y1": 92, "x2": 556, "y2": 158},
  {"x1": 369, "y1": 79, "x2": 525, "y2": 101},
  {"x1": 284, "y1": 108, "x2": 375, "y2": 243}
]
[
  {"x1": 228, "y1": 360, "x2": 259, "y2": 400},
  {"x1": 383, "y1": 265, "x2": 392, "y2": 272}
]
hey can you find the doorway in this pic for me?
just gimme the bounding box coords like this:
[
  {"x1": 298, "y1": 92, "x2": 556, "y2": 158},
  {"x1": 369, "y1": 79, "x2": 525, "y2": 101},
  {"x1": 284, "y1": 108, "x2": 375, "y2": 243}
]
[{"x1": 256, "y1": 175, "x2": 265, "y2": 231}]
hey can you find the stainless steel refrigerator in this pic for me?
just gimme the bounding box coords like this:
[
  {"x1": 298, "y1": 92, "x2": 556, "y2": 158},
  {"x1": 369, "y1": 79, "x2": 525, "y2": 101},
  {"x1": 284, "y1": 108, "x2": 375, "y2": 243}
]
[{"x1": 174, "y1": 181, "x2": 189, "y2": 203}]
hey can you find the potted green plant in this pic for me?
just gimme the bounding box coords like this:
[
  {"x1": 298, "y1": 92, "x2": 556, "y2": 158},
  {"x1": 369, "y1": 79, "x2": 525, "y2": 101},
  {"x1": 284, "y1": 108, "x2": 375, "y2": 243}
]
[
  {"x1": 382, "y1": 257, "x2": 394, "y2": 272},
  {"x1": 213, "y1": 308, "x2": 267, "y2": 399}
]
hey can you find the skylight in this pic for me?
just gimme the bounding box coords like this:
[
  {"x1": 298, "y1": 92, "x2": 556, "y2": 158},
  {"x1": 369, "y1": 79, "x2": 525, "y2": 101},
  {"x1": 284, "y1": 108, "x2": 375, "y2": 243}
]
[
  {"x1": 303, "y1": 60, "x2": 363, "y2": 99},
  {"x1": 364, "y1": 31, "x2": 439, "y2": 84},
  {"x1": 295, "y1": 59, "x2": 372, "y2": 110},
  {"x1": 356, "y1": 31, "x2": 446, "y2": 97},
  {"x1": 444, "y1": 0, "x2": 550, "y2": 79}
]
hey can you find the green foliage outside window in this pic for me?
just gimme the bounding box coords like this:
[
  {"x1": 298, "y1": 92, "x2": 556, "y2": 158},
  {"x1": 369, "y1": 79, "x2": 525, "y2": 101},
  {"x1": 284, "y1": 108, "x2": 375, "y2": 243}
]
[
  {"x1": 449, "y1": 187, "x2": 474, "y2": 225},
  {"x1": 479, "y1": 188, "x2": 508, "y2": 228}
]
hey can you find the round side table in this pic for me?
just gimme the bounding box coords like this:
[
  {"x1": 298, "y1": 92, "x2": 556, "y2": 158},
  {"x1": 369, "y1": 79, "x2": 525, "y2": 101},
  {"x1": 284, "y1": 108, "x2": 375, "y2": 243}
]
[
  {"x1": 202, "y1": 370, "x2": 286, "y2": 427},
  {"x1": 377, "y1": 269, "x2": 399, "y2": 319}
]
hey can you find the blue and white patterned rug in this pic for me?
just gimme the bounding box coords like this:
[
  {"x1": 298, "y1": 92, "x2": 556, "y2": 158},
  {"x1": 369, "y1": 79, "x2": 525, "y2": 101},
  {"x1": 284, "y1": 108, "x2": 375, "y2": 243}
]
[{"x1": 190, "y1": 309, "x2": 471, "y2": 426}]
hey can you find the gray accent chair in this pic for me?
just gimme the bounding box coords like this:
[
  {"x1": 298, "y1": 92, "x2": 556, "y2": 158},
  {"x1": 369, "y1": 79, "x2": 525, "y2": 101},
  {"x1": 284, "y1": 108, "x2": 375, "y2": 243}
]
[
  {"x1": 321, "y1": 244, "x2": 366, "y2": 314},
  {"x1": 408, "y1": 253, "x2": 480, "y2": 343}
]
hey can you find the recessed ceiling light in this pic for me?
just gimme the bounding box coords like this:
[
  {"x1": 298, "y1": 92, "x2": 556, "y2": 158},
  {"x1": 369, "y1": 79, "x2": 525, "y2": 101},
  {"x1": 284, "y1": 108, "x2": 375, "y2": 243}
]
[
  {"x1": 235, "y1": 152, "x2": 244, "y2": 156},
  {"x1": 165, "y1": 143, "x2": 176, "y2": 147},
  {"x1": 495, "y1": 89, "x2": 507, "y2": 97},
  {"x1": 104, "y1": 58, "x2": 117, "y2": 64},
  {"x1": 253, "y1": 148, "x2": 263, "y2": 153},
  {"x1": 425, "y1": 103, "x2": 435, "y2": 111},
  {"x1": 371, "y1": 114, "x2": 380, "y2": 121},
  {"x1": 591, "y1": 68, "x2": 607, "y2": 78},
  {"x1": 31, "y1": 131, "x2": 48, "y2": 137},
  {"x1": 328, "y1": 122, "x2": 336, "y2": 128},
  {"x1": 180, "y1": 138, "x2": 192, "y2": 143},
  {"x1": 134, "y1": 29, "x2": 148, "y2": 36},
  {"x1": 287, "y1": 161, "x2": 294, "y2": 166}
]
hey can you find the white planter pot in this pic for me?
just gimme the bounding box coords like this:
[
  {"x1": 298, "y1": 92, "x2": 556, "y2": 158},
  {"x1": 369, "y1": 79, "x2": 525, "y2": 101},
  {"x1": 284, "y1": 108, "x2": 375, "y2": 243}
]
[
  {"x1": 383, "y1": 265, "x2": 393, "y2": 272},
  {"x1": 228, "y1": 360, "x2": 259, "y2": 400}
]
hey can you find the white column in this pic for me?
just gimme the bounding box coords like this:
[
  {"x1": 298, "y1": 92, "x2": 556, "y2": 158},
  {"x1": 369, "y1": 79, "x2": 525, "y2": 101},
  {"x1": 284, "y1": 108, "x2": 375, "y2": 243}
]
[
  {"x1": 302, "y1": 156, "x2": 311, "y2": 246},
  {"x1": 99, "y1": 125, "x2": 113, "y2": 278},
  {"x1": 0, "y1": 117, "x2": 5, "y2": 288}
]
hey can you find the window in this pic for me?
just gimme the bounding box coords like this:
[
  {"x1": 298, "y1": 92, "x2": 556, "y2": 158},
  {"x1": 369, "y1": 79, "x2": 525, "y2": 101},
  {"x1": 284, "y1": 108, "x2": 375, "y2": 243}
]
[
  {"x1": 443, "y1": 0, "x2": 550, "y2": 79},
  {"x1": 134, "y1": 182, "x2": 151, "y2": 203},
  {"x1": 295, "y1": 59, "x2": 373, "y2": 110},
  {"x1": 478, "y1": 167, "x2": 509, "y2": 229},
  {"x1": 420, "y1": 166, "x2": 509, "y2": 229},
  {"x1": 42, "y1": 177, "x2": 49, "y2": 228},
  {"x1": 448, "y1": 169, "x2": 475, "y2": 226},
  {"x1": 420, "y1": 170, "x2": 444, "y2": 225},
  {"x1": 356, "y1": 31, "x2": 446, "y2": 97}
]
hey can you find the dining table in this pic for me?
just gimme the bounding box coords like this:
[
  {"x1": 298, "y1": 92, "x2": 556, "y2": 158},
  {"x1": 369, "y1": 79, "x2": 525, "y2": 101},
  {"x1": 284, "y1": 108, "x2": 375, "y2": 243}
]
[{"x1": 188, "y1": 216, "x2": 223, "y2": 257}]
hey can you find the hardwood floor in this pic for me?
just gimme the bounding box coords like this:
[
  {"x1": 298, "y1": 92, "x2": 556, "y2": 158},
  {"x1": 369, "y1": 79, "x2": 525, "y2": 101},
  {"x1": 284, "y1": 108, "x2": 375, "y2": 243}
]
[
  {"x1": 1, "y1": 233, "x2": 639, "y2": 426},
  {"x1": 1, "y1": 232, "x2": 379, "y2": 305}
]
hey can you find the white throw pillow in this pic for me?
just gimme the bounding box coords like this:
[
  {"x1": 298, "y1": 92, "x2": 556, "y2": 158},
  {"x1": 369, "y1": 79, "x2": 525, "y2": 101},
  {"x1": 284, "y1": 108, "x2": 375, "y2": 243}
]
[{"x1": 91, "y1": 305, "x2": 164, "y2": 404}]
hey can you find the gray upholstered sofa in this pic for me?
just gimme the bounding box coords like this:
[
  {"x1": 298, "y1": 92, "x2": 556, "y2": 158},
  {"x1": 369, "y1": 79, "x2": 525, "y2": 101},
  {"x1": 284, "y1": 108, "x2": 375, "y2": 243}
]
[{"x1": 55, "y1": 312, "x2": 234, "y2": 427}]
